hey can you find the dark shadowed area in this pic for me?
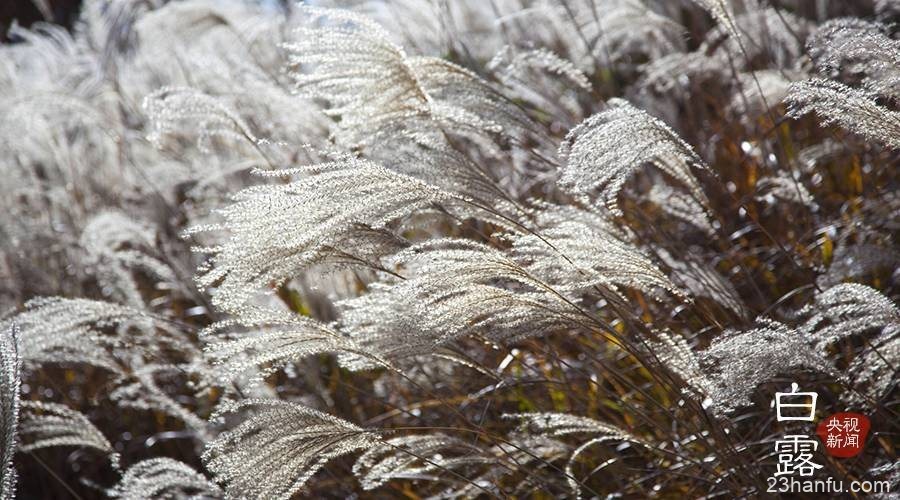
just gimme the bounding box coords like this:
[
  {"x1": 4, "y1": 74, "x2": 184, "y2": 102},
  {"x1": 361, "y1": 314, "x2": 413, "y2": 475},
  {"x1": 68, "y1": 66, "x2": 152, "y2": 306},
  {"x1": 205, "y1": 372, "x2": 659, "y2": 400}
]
[{"x1": 1, "y1": 0, "x2": 83, "y2": 41}]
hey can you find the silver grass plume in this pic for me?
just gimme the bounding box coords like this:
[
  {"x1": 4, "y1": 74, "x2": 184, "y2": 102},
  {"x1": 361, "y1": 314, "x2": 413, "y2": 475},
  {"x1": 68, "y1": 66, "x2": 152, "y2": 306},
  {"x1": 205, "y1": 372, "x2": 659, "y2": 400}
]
[
  {"x1": 6, "y1": 297, "x2": 137, "y2": 373},
  {"x1": 507, "y1": 412, "x2": 644, "y2": 441},
  {"x1": 113, "y1": 458, "x2": 222, "y2": 500},
  {"x1": 784, "y1": 79, "x2": 900, "y2": 150},
  {"x1": 203, "y1": 399, "x2": 379, "y2": 499},
  {"x1": 355, "y1": 431, "x2": 570, "y2": 495},
  {"x1": 488, "y1": 46, "x2": 591, "y2": 92},
  {"x1": 18, "y1": 401, "x2": 119, "y2": 469},
  {"x1": 77, "y1": 0, "x2": 148, "y2": 75},
  {"x1": 187, "y1": 155, "x2": 457, "y2": 313},
  {"x1": 868, "y1": 460, "x2": 900, "y2": 500},
  {"x1": 504, "y1": 412, "x2": 642, "y2": 443},
  {"x1": 80, "y1": 211, "x2": 178, "y2": 308},
  {"x1": 729, "y1": 70, "x2": 803, "y2": 119},
  {"x1": 724, "y1": 7, "x2": 809, "y2": 68},
  {"x1": 875, "y1": 0, "x2": 900, "y2": 16},
  {"x1": 444, "y1": 433, "x2": 569, "y2": 498},
  {"x1": 336, "y1": 238, "x2": 585, "y2": 369},
  {"x1": 110, "y1": 363, "x2": 213, "y2": 442},
  {"x1": 285, "y1": 6, "x2": 428, "y2": 148},
  {"x1": 818, "y1": 243, "x2": 899, "y2": 288},
  {"x1": 486, "y1": 45, "x2": 587, "y2": 120},
  {"x1": 369, "y1": 131, "x2": 522, "y2": 214},
  {"x1": 6, "y1": 297, "x2": 193, "y2": 373},
  {"x1": 3, "y1": 1, "x2": 899, "y2": 497},
  {"x1": 656, "y1": 249, "x2": 746, "y2": 318},
  {"x1": 639, "y1": 51, "x2": 725, "y2": 94},
  {"x1": 807, "y1": 18, "x2": 900, "y2": 100},
  {"x1": 755, "y1": 171, "x2": 815, "y2": 207},
  {"x1": 0, "y1": 324, "x2": 20, "y2": 499},
  {"x1": 587, "y1": 0, "x2": 686, "y2": 64},
  {"x1": 646, "y1": 184, "x2": 717, "y2": 236},
  {"x1": 353, "y1": 433, "x2": 487, "y2": 491},
  {"x1": 798, "y1": 283, "x2": 898, "y2": 348},
  {"x1": 796, "y1": 139, "x2": 845, "y2": 173},
  {"x1": 408, "y1": 56, "x2": 536, "y2": 141},
  {"x1": 697, "y1": 318, "x2": 835, "y2": 415},
  {"x1": 512, "y1": 0, "x2": 682, "y2": 70},
  {"x1": 202, "y1": 306, "x2": 390, "y2": 386},
  {"x1": 505, "y1": 203, "x2": 683, "y2": 299},
  {"x1": 507, "y1": 412, "x2": 647, "y2": 496},
  {"x1": 640, "y1": 7, "x2": 808, "y2": 93},
  {"x1": 691, "y1": 1, "x2": 742, "y2": 42},
  {"x1": 647, "y1": 330, "x2": 709, "y2": 399},
  {"x1": 797, "y1": 284, "x2": 899, "y2": 404},
  {"x1": 659, "y1": 287, "x2": 898, "y2": 413},
  {"x1": 846, "y1": 332, "x2": 900, "y2": 407},
  {"x1": 144, "y1": 86, "x2": 260, "y2": 153},
  {"x1": 683, "y1": 6, "x2": 811, "y2": 72},
  {"x1": 286, "y1": 6, "x2": 531, "y2": 148},
  {"x1": 558, "y1": 98, "x2": 711, "y2": 216}
]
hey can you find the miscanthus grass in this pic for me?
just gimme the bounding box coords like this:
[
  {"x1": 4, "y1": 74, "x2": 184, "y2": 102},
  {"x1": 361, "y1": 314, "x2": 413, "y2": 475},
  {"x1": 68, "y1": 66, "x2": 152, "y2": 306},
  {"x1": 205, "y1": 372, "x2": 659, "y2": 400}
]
[{"x1": 0, "y1": 0, "x2": 897, "y2": 498}]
